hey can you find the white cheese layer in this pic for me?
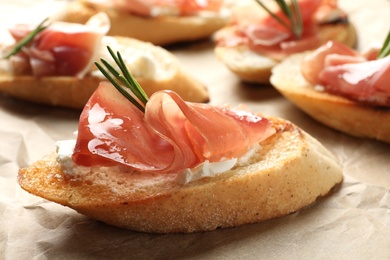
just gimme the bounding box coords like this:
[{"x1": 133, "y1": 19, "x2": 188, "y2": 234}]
[
  {"x1": 55, "y1": 140, "x2": 260, "y2": 184},
  {"x1": 150, "y1": 6, "x2": 180, "y2": 17},
  {"x1": 176, "y1": 145, "x2": 260, "y2": 184},
  {"x1": 55, "y1": 140, "x2": 77, "y2": 175},
  {"x1": 93, "y1": 36, "x2": 175, "y2": 81},
  {"x1": 149, "y1": 2, "x2": 232, "y2": 18}
]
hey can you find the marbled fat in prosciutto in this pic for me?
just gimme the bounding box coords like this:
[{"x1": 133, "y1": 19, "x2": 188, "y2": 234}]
[{"x1": 301, "y1": 41, "x2": 390, "y2": 107}]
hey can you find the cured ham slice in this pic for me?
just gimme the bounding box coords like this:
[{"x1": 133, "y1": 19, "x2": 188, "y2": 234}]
[
  {"x1": 301, "y1": 41, "x2": 359, "y2": 85},
  {"x1": 73, "y1": 82, "x2": 174, "y2": 171},
  {"x1": 319, "y1": 55, "x2": 390, "y2": 106},
  {"x1": 73, "y1": 82, "x2": 275, "y2": 173},
  {"x1": 301, "y1": 41, "x2": 390, "y2": 107},
  {"x1": 7, "y1": 13, "x2": 110, "y2": 77},
  {"x1": 215, "y1": 0, "x2": 347, "y2": 60}
]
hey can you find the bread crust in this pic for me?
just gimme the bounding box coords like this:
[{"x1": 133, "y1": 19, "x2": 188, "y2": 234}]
[
  {"x1": 215, "y1": 22, "x2": 357, "y2": 83},
  {"x1": 0, "y1": 37, "x2": 209, "y2": 109},
  {"x1": 55, "y1": 0, "x2": 230, "y2": 46},
  {"x1": 18, "y1": 117, "x2": 342, "y2": 233},
  {"x1": 270, "y1": 52, "x2": 390, "y2": 143}
]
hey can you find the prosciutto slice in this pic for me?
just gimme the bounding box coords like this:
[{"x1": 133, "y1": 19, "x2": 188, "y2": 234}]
[
  {"x1": 301, "y1": 41, "x2": 359, "y2": 85},
  {"x1": 73, "y1": 82, "x2": 275, "y2": 173},
  {"x1": 301, "y1": 41, "x2": 390, "y2": 107},
  {"x1": 215, "y1": 0, "x2": 346, "y2": 61},
  {"x1": 7, "y1": 13, "x2": 110, "y2": 77}
]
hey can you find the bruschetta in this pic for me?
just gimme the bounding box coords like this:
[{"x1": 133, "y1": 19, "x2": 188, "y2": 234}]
[
  {"x1": 54, "y1": 0, "x2": 232, "y2": 46},
  {"x1": 214, "y1": 0, "x2": 356, "y2": 83},
  {"x1": 0, "y1": 13, "x2": 209, "y2": 109},
  {"x1": 270, "y1": 37, "x2": 390, "y2": 143},
  {"x1": 18, "y1": 48, "x2": 343, "y2": 233}
]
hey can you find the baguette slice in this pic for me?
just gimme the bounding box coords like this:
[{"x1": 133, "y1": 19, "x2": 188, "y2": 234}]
[
  {"x1": 18, "y1": 116, "x2": 342, "y2": 233},
  {"x1": 215, "y1": 22, "x2": 357, "y2": 83},
  {"x1": 0, "y1": 36, "x2": 209, "y2": 109},
  {"x1": 270, "y1": 52, "x2": 390, "y2": 143},
  {"x1": 54, "y1": 0, "x2": 231, "y2": 46}
]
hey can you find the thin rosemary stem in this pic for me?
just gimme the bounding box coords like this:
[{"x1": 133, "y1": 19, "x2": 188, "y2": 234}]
[
  {"x1": 95, "y1": 46, "x2": 150, "y2": 113},
  {"x1": 254, "y1": 0, "x2": 291, "y2": 32},
  {"x1": 254, "y1": 0, "x2": 302, "y2": 39},
  {"x1": 290, "y1": 0, "x2": 302, "y2": 39},
  {"x1": 377, "y1": 30, "x2": 390, "y2": 59},
  {"x1": 2, "y1": 18, "x2": 50, "y2": 59}
]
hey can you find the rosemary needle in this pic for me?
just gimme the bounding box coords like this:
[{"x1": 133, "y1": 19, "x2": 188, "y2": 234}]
[
  {"x1": 377, "y1": 30, "x2": 390, "y2": 59},
  {"x1": 95, "y1": 46, "x2": 149, "y2": 113},
  {"x1": 254, "y1": 0, "x2": 303, "y2": 39},
  {"x1": 2, "y1": 18, "x2": 50, "y2": 59}
]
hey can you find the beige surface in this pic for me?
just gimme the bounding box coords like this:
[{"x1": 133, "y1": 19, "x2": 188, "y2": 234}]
[{"x1": 1, "y1": 0, "x2": 390, "y2": 259}]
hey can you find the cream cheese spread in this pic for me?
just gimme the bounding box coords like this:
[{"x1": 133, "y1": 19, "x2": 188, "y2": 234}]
[
  {"x1": 150, "y1": 6, "x2": 180, "y2": 17},
  {"x1": 56, "y1": 139, "x2": 77, "y2": 175},
  {"x1": 56, "y1": 140, "x2": 261, "y2": 184},
  {"x1": 176, "y1": 144, "x2": 260, "y2": 184},
  {"x1": 93, "y1": 36, "x2": 173, "y2": 80}
]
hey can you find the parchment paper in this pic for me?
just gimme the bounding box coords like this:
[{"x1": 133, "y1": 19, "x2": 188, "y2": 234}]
[{"x1": 1, "y1": 0, "x2": 389, "y2": 259}]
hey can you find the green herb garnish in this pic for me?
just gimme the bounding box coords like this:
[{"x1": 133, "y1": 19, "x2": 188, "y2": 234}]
[
  {"x1": 377, "y1": 30, "x2": 390, "y2": 59},
  {"x1": 95, "y1": 46, "x2": 149, "y2": 112},
  {"x1": 2, "y1": 18, "x2": 50, "y2": 59},
  {"x1": 254, "y1": 0, "x2": 303, "y2": 39}
]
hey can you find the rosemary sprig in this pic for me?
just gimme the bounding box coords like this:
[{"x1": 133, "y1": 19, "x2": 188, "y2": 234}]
[
  {"x1": 254, "y1": 0, "x2": 303, "y2": 39},
  {"x1": 2, "y1": 18, "x2": 50, "y2": 59},
  {"x1": 95, "y1": 46, "x2": 149, "y2": 112},
  {"x1": 377, "y1": 30, "x2": 390, "y2": 59}
]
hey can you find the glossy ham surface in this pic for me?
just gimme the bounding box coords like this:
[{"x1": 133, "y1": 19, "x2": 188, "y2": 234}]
[
  {"x1": 215, "y1": 0, "x2": 347, "y2": 60},
  {"x1": 301, "y1": 41, "x2": 359, "y2": 85},
  {"x1": 7, "y1": 13, "x2": 109, "y2": 77},
  {"x1": 72, "y1": 82, "x2": 276, "y2": 173},
  {"x1": 301, "y1": 41, "x2": 390, "y2": 107}
]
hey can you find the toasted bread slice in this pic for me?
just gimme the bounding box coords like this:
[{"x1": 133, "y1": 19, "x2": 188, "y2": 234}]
[
  {"x1": 18, "y1": 117, "x2": 342, "y2": 233},
  {"x1": 215, "y1": 22, "x2": 357, "y2": 83},
  {"x1": 54, "y1": 0, "x2": 230, "y2": 46},
  {"x1": 270, "y1": 52, "x2": 390, "y2": 143},
  {"x1": 0, "y1": 36, "x2": 209, "y2": 109}
]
